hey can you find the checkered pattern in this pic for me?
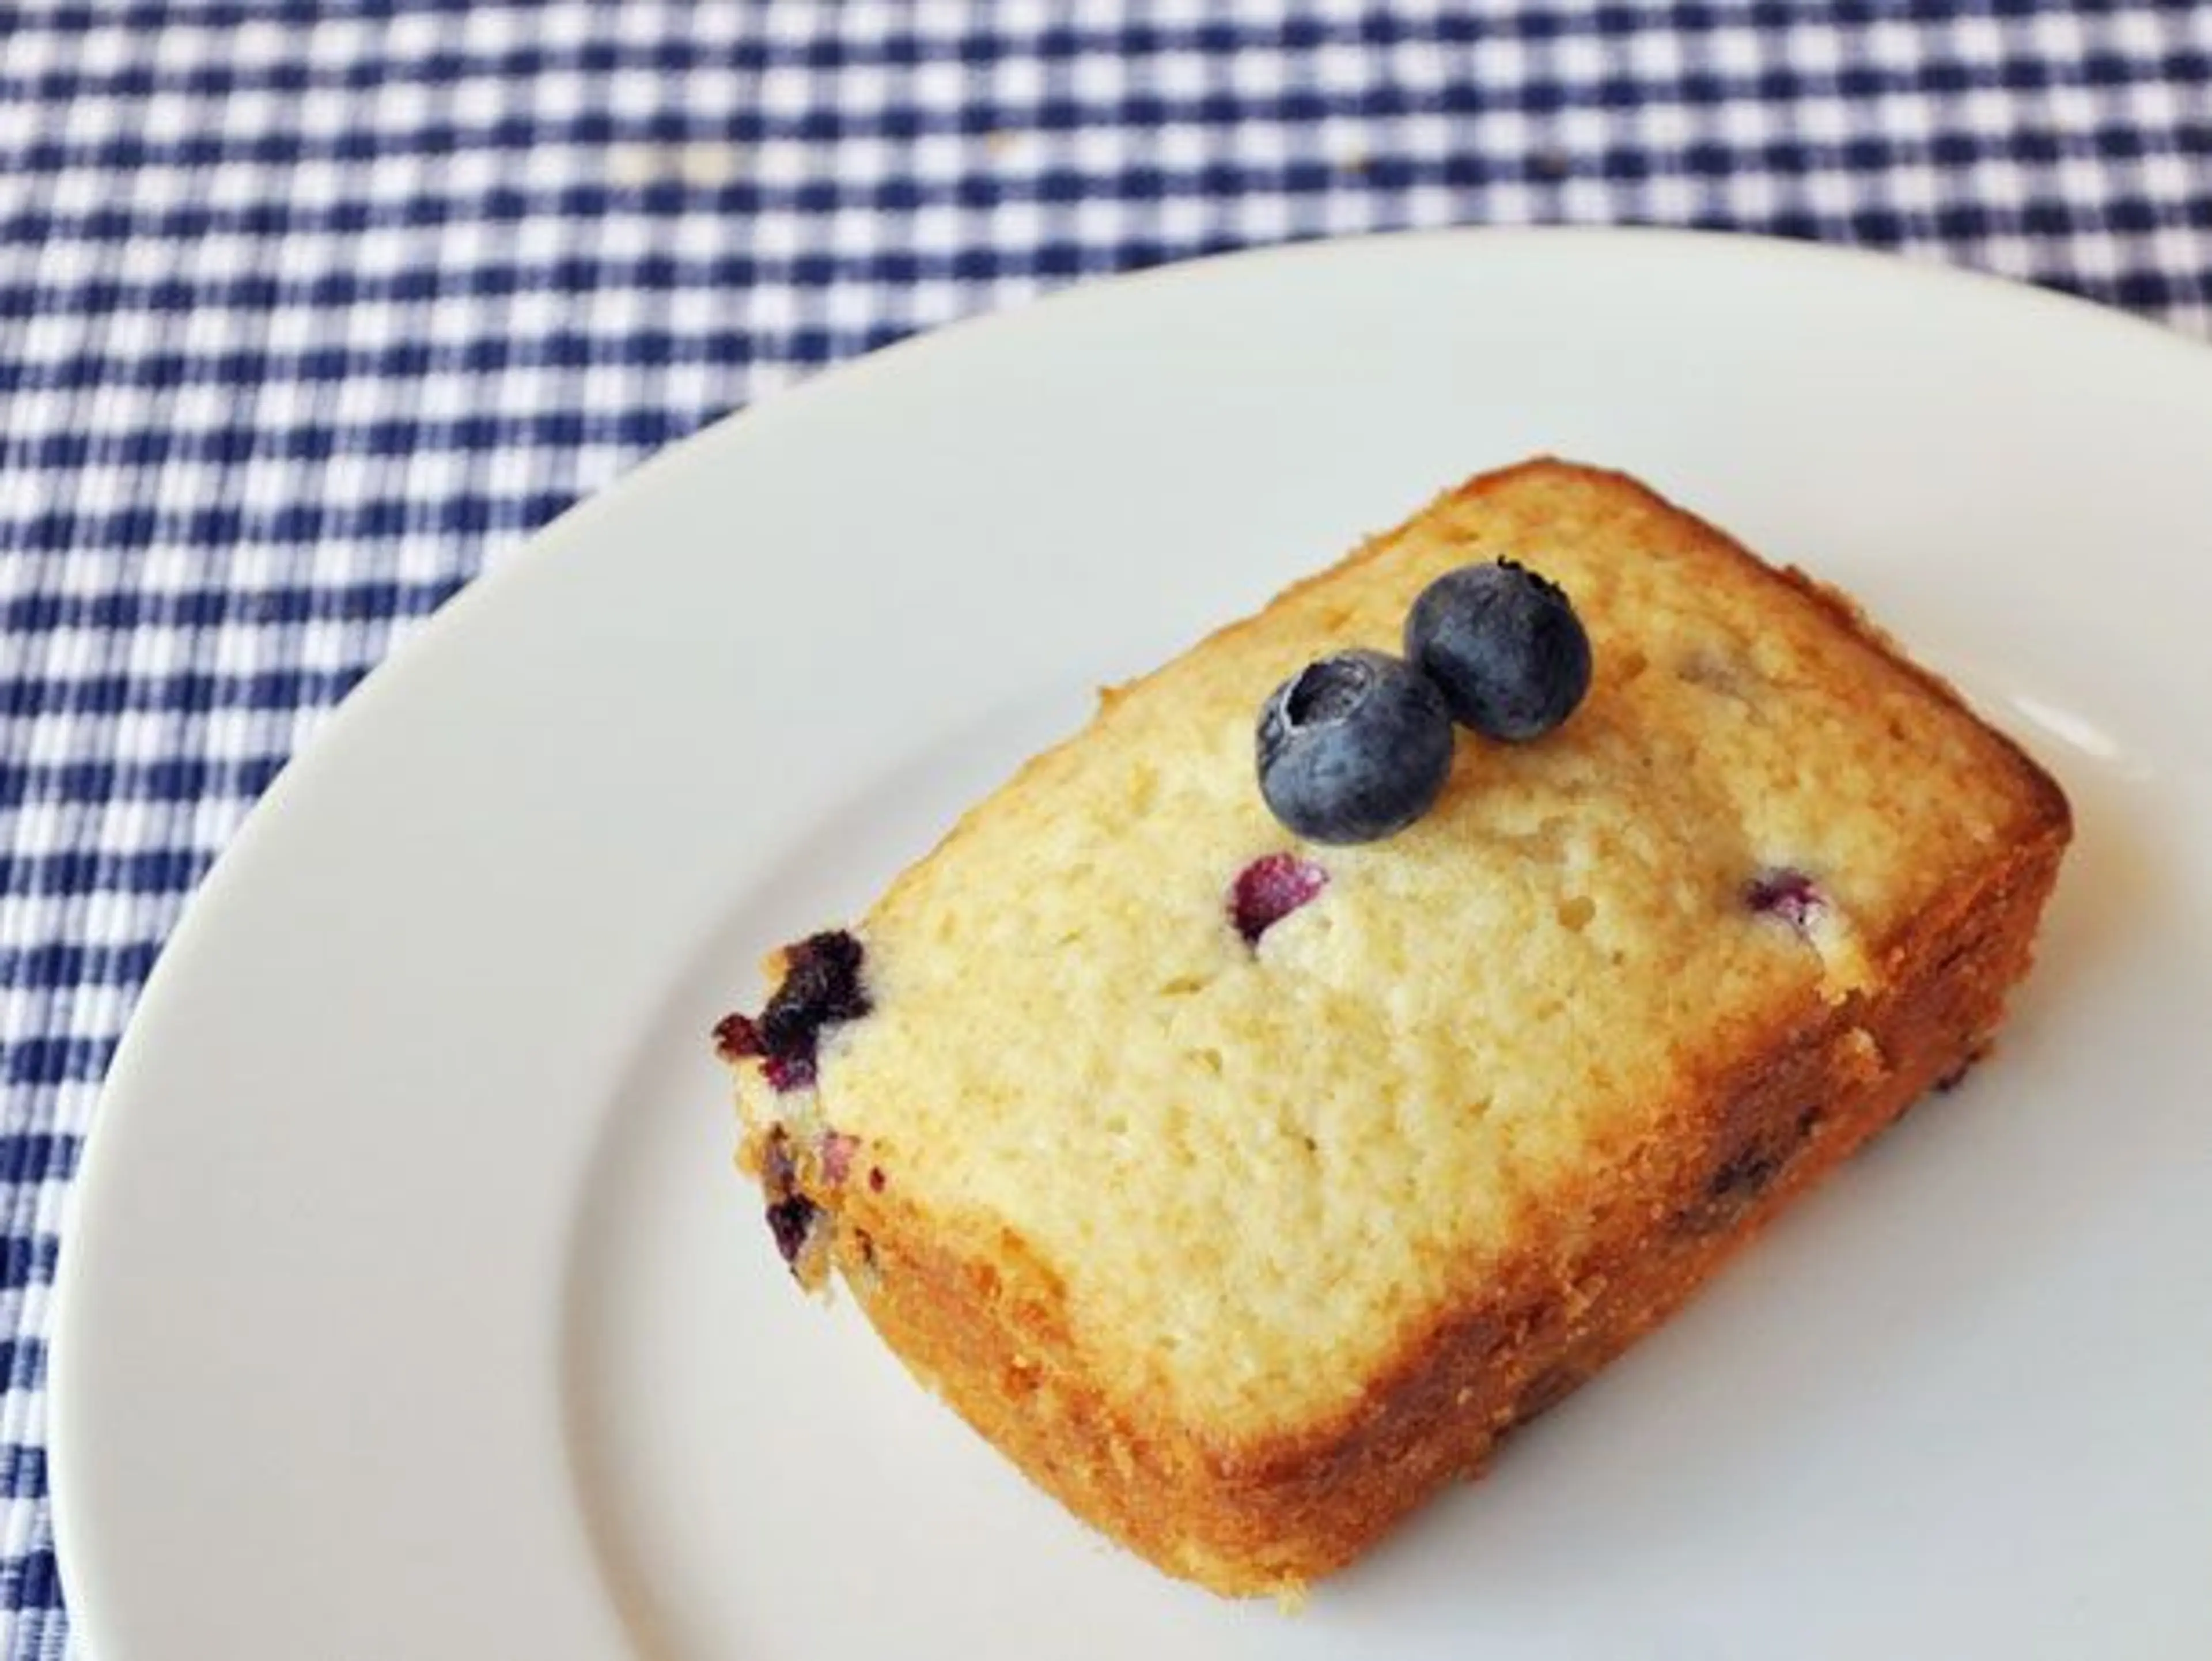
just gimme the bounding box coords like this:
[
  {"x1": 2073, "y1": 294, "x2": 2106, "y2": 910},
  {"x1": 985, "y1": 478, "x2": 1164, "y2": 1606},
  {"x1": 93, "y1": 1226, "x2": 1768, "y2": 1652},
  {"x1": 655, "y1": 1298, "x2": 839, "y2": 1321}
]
[{"x1": 2, "y1": 2, "x2": 2207, "y2": 1652}]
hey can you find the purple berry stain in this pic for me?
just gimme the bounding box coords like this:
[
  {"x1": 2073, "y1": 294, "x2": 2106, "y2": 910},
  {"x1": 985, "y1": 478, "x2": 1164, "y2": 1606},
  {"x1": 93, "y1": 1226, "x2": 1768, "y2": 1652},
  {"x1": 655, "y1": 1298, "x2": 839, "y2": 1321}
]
[
  {"x1": 757, "y1": 1125, "x2": 823, "y2": 1272},
  {"x1": 762, "y1": 1053, "x2": 817, "y2": 1092},
  {"x1": 1232, "y1": 853, "x2": 1329, "y2": 945},
  {"x1": 760, "y1": 1125, "x2": 796, "y2": 1194},
  {"x1": 711, "y1": 1011, "x2": 762, "y2": 1062},
  {"x1": 711, "y1": 929, "x2": 870, "y2": 1092},
  {"x1": 1744, "y1": 867, "x2": 1825, "y2": 936},
  {"x1": 820, "y1": 1130, "x2": 859, "y2": 1186},
  {"x1": 765, "y1": 1195, "x2": 820, "y2": 1267}
]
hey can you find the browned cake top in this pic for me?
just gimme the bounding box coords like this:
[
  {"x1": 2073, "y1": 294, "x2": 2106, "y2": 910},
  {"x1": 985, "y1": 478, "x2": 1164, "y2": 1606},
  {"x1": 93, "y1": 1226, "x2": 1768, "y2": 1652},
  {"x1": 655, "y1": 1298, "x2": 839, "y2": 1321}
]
[{"x1": 738, "y1": 460, "x2": 2063, "y2": 1439}]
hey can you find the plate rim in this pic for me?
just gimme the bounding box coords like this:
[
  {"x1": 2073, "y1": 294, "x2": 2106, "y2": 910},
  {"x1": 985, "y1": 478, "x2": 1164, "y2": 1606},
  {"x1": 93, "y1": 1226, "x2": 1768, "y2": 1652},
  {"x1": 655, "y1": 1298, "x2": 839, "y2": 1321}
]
[{"x1": 47, "y1": 222, "x2": 2212, "y2": 1659}]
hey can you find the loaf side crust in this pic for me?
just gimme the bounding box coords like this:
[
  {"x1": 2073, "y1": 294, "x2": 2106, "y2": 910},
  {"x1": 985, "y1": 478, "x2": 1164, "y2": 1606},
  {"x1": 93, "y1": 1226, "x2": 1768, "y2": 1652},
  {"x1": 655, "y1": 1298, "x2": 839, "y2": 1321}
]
[{"x1": 733, "y1": 458, "x2": 2072, "y2": 1595}]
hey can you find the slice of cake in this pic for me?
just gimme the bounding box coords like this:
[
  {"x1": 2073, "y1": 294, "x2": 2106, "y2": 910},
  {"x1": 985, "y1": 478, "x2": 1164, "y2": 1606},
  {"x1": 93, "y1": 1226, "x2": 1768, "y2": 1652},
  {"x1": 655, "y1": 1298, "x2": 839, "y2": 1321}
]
[{"x1": 713, "y1": 458, "x2": 2071, "y2": 1597}]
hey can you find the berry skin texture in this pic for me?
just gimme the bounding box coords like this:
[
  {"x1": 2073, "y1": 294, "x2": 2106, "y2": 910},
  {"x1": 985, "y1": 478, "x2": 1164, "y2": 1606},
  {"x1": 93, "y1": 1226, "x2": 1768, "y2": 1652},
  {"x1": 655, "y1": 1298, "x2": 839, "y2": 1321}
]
[
  {"x1": 1404, "y1": 559, "x2": 1592, "y2": 741},
  {"x1": 1256, "y1": 649, "x2": 1455, "y2": 845}
]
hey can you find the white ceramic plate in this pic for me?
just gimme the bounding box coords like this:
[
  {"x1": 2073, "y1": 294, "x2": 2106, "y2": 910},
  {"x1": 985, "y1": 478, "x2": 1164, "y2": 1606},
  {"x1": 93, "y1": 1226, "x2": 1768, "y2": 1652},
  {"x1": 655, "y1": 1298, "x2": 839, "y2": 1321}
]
[{"x1": 51, "y1": 229, "x2": 2212, "y2": 1660}]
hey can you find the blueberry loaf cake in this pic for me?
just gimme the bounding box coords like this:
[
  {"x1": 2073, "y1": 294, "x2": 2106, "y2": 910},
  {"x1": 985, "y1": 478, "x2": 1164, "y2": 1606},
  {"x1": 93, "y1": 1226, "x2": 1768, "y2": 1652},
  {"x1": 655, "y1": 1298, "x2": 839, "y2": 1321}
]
[{"x1": 714, "y1": 459, "x2": 2070, "y2": 1597}]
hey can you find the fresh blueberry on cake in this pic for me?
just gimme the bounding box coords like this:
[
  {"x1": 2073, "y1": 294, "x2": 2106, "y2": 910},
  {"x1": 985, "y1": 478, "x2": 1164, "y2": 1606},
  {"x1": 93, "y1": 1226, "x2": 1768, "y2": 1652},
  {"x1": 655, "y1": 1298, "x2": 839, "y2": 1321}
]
[
  {"x1": 1405, "y1": 557, "x2": 1593, "y2": 741},
  {"x1": 1253, "y1": 648, "x2": 1456, "y2": 845},
  {"x1": 711, "y1": 458, "x2": 2071, "y2": 1598}
]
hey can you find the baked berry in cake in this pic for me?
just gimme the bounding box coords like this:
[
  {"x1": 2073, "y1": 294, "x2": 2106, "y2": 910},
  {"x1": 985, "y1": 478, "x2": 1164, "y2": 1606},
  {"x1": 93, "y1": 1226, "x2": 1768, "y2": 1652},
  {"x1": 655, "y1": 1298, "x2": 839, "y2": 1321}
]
[{"x1": 713, "y1": 458, "x2": 2069, "y2": 1597}]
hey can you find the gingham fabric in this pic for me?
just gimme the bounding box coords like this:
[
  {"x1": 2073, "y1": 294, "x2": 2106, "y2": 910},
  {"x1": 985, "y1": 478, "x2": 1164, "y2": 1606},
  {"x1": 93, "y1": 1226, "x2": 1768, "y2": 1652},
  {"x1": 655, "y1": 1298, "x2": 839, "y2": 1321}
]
[{"x1": 2, "y1": 2, "x2": 2207, "y2": 1652}]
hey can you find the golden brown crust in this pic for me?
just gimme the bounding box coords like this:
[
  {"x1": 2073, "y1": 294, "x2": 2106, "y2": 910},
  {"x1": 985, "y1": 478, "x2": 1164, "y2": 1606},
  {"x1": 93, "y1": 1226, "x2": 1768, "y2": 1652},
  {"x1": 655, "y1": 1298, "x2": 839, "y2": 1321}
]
[
  {"x1": 820, "y1": 800, "x2": 2063, "y2": 1593},
  {"x1": 743, "y1": 457, "x2": 2074, "y2": 1596}
]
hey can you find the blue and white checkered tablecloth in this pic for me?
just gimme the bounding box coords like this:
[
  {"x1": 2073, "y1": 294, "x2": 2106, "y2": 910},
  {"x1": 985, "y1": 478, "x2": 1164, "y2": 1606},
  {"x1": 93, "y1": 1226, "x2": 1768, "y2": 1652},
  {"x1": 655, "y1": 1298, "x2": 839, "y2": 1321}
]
[{"x1": 2, "y1": 3, "x2": 2207, "y2": 1652}]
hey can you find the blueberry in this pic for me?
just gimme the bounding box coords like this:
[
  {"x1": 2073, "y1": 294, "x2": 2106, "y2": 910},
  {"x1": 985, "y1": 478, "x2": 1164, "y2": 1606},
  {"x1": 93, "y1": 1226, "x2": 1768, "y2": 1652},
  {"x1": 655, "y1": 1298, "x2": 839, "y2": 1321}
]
[
  {"x1": 1404, "y1": 560, "x2": 1592, "y2": 741},
  {"x1": 713, "y1": 929, "x2": 871, "y2": 1092},
  {"x1": 759, "y1": 930, "x2": 869, "y2": 1054},
  {"x1": 1256, "y1": 649, "x2": 1454, "y2": 843}
]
